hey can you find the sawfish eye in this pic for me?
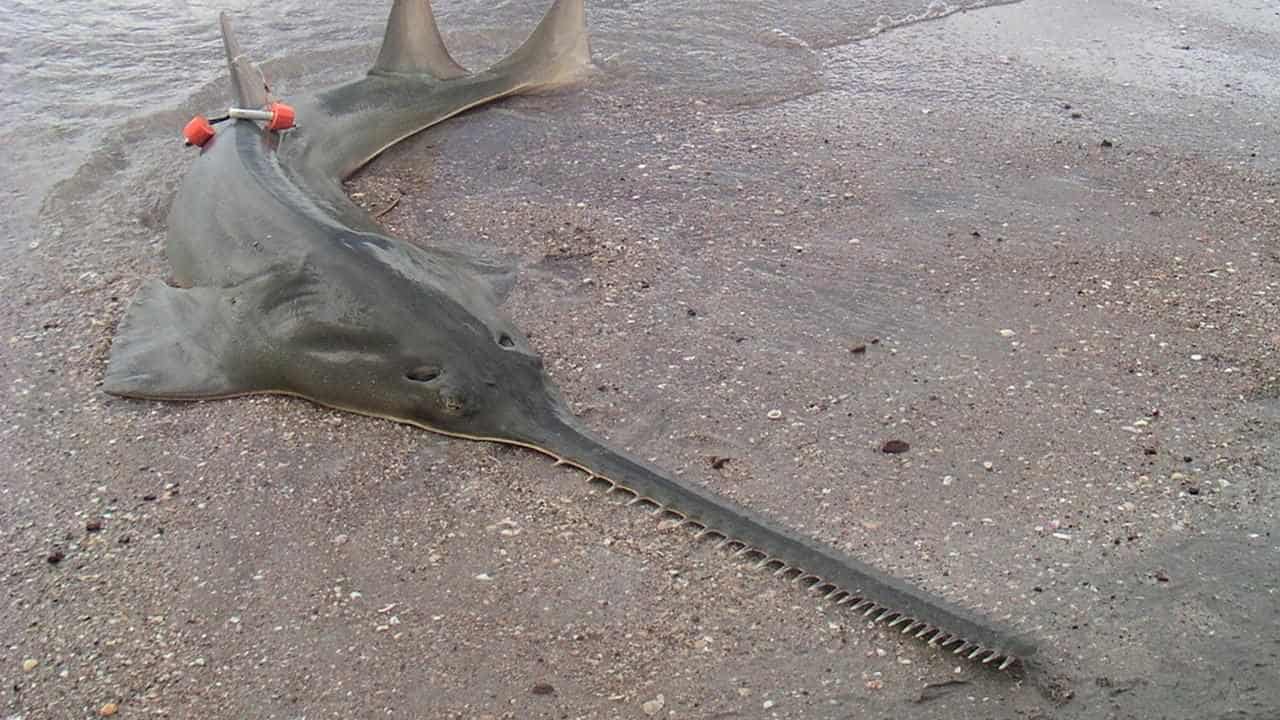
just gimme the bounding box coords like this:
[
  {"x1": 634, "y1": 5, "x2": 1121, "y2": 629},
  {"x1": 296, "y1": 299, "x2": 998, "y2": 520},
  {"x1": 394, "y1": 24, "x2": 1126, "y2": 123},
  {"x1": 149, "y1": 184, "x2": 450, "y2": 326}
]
[
  {"x1": 406, "y1": 366, "x2": 442, "y2": 383},
  {"x1": 497, "y1": 333, "x2": 515, "y2": 348}
]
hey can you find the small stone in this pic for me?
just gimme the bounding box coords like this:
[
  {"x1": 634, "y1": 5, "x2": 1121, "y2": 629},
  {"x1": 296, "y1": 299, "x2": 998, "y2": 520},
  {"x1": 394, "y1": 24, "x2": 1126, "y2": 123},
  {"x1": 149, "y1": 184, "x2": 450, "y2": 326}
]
[
  {"x1": 850, "y1": 344, "x2": 867, "y2": 354},
  {"x1": 475, "y1": 573, "x2": 493, "y2": 581},
  {"x1": 531, "y1": 683, "x2": 555, "y2": 696},
  {"x1": 332, "y1": 534, "x2": 349, "y2": 546},
  {"x1": 982, "y1": 461, "x2": 994, "y2": 471},
  {"x1": 766, "y1": 409, "x2": 783, "y2": 420},
  {"x1": 100, "y1": 703, "x2": 119, "y2": 717},
  {"x1": 1100, "y1": 138, "x2": 1113, "y2": 148},
  {"x1": 1189, "y1": 354, "x2": 1203, "y2": 361},
  {"x1": 47, "y1": 550, "x2": 65, "y2": 564},
  {"x1": 998, "y1": 328, "x2": 1016, "y2": 337},
  {"x1": 881, "y1": 440, "x2": 910, "y2": 454},
  {"x1": 866, "y1": 679, "x2": 883, "y2": 690},
  {"x1": 22, "y1": 658, "x2": 39, "y2": 672},
  {"x1": 86, "y1": 519, "x2": 103, "y2": 532},
  {"x1": 762, "y1": 699, "x2": 776, "y2": 709},
  {"x1": 642, "y1": 694, "x2": 665, "y2": 715}
]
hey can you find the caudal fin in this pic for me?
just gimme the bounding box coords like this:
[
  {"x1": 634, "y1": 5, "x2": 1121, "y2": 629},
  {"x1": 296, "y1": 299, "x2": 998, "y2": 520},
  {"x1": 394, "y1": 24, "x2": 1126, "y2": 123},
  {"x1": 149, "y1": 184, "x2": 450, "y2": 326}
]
[
  {"x1": 370, "y1": 0, "x2": 591, "y2": 89},
  {"x1": 489, "y1": 0, "x2": 592, "y2": 89},
  {"x1": 371, "y1": 0, "x2": 469, "y2": 79},
  {"x1": 219, "y1": 12, "x2": 269, "y2": 107}
]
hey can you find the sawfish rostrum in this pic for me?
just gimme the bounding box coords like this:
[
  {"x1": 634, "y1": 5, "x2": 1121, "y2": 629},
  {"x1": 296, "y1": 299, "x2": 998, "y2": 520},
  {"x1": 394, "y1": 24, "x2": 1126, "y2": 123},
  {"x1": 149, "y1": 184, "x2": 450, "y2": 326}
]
[{"x1": 104, "y1": 0, "x2": 1036, "y2": 669}]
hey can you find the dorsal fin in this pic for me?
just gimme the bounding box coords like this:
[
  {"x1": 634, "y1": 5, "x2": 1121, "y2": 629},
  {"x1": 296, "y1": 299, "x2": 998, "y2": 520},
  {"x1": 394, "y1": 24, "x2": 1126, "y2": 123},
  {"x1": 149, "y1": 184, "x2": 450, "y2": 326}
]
[
  {"x1": 220, "y1": 12, "x2": 269, "y2": 108},
  {"x1": 371, "y1": 0, "x2": 468, "y2": 79}
]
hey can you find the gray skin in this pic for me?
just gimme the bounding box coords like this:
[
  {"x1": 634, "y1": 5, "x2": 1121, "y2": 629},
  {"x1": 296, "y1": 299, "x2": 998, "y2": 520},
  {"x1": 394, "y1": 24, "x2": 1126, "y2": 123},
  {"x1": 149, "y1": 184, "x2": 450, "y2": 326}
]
[{"x1": 104, "y1": 0, "x2": 1036, "y2": 671}]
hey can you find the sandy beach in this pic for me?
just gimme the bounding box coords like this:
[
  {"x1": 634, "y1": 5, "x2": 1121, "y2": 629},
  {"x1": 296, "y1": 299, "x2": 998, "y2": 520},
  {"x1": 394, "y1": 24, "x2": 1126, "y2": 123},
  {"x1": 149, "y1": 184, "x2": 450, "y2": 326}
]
[{"x1": 3, "y1": 0, "x2": 1277, "y2": 717}]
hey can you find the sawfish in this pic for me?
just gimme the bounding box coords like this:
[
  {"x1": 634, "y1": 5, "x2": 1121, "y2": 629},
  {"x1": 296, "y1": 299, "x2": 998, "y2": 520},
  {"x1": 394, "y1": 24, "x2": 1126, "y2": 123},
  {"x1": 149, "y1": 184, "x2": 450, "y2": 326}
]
[{"x1": 103, "y1": 0, "x2": 1036, "y2": 670}]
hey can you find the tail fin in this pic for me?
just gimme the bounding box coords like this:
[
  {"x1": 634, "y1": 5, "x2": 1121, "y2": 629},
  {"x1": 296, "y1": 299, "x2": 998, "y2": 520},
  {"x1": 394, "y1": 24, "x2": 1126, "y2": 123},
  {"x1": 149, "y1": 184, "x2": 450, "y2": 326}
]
[
  {"x1": 489, "y1": 0, "x2": 592, "y2": 89},
  {"x1": 370, "y1": 0, "x2": 591, "y2": 88},
  {"x1": 371, "y1": 0, "x2": 468, "y2": 79},
  {"x1": 220, "y1": 12, "x2": 269, "y2": 107}
]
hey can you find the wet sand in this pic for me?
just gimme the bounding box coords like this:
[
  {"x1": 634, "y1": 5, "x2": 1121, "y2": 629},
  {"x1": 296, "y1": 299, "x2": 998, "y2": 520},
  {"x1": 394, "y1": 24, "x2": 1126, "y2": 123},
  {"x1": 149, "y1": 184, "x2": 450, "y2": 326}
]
[{"x1": 4, "y1": 0, "x2": 1278, "y2": 718}]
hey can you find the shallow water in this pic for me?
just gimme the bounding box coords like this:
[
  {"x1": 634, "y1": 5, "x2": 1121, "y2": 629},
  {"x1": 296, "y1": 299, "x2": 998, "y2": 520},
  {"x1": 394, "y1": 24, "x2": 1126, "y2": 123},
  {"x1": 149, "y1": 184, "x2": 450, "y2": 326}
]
[
  {"x1": 1, "y1": 0, "x2": 1012, "y2": 252},
  {"x1": 3, "y1": 1, "x2": 1278, "y2": 717}
]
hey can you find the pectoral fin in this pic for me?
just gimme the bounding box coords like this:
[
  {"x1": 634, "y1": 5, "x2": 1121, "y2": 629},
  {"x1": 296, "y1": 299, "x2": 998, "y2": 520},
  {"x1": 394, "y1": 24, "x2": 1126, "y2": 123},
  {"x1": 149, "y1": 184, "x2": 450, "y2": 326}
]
[{"x1": 103, "y1": 280, "x2": 256, "y2": 400}]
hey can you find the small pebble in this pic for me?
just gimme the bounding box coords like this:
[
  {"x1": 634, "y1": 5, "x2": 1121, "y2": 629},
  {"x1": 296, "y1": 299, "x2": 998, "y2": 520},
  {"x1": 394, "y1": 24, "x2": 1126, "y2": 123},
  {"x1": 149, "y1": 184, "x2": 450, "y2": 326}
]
[
  {"x1": 100, "y1": 703, "x2": 119, "y2": 717},
  {"x1": 22, "y1": 658, "x2": 39, "y2": 672},
  {"x1": 642, "y1": 694, "x2": 665, "y2": 715},
  {"x1": 998, "y1": 328, "x2": 1016, "y2": 337},
  {"x1": 766, "y1": 409, "x2": 783, "y2": 420},
  {"x1": 47, "y1": 550, "x2": 65, "y2": 564},
  {"x1": 531, "y1": 683, "x2": 555, "y2": 696},
  {"x1": 86, "y1": 519, "x2": 103, "y2": 532},
  {"x1": 982, "y1": 461, "x2": 994, "y2": 471},
  {"x1": 881, "y1": 440, "x2": 910, "y2": 454},
  {"x1": 762, "y1": 699, "x2": 776, "y2": 709}
]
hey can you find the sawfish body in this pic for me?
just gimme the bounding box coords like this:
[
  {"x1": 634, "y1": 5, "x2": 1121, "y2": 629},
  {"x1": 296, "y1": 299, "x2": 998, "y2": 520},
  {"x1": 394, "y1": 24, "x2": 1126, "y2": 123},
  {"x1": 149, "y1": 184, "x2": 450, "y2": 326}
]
[{"x1": 104, "y1": 0, "x2": 1035, "y2": 670}]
